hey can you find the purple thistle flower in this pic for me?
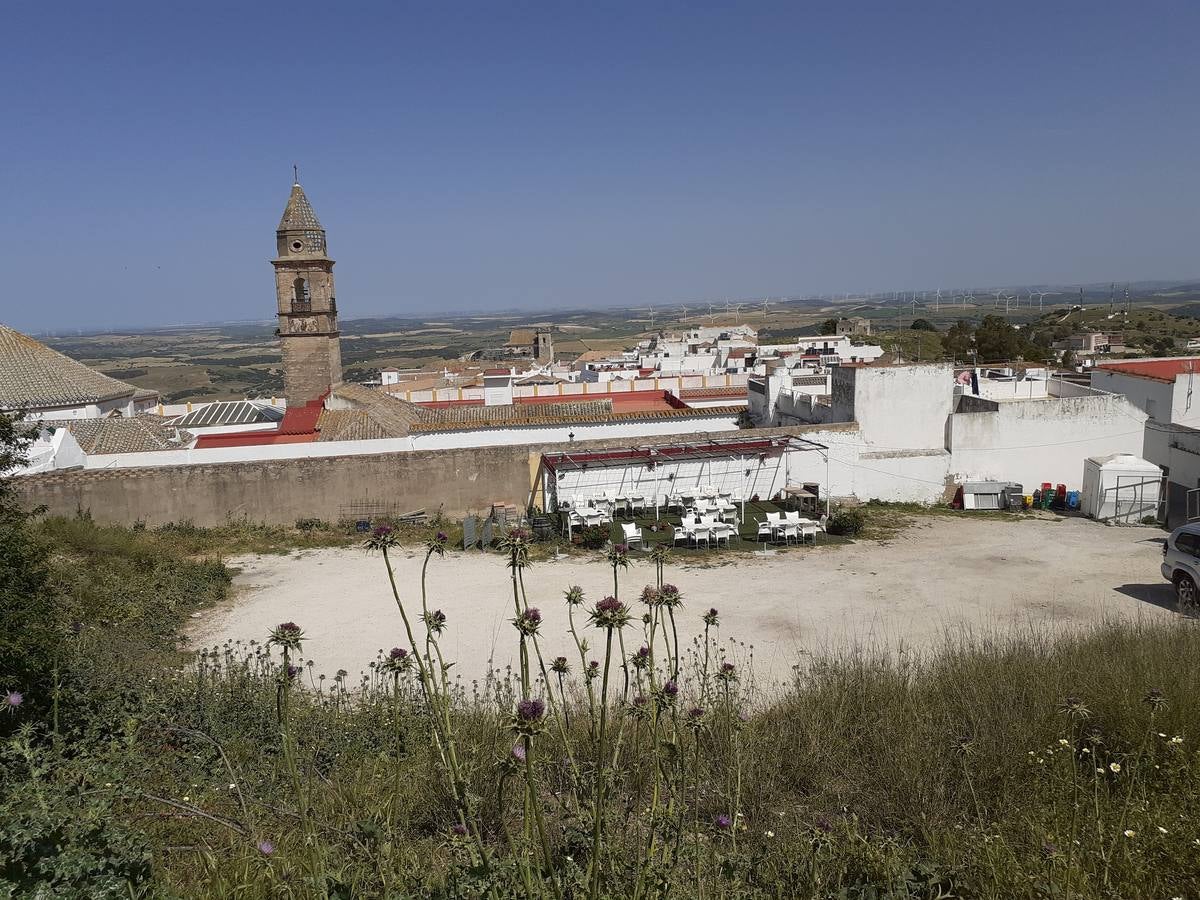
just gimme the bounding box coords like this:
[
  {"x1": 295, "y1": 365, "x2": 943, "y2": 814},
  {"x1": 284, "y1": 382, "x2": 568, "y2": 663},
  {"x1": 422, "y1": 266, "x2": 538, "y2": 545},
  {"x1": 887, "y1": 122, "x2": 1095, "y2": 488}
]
[
  {"x1": 585, "y1": 660, "x2": 600, "y2": 680},
  {"x1": 659, "y1": 584, "x2": 682, "y2": 608},
  {"x1": 4, "y1": 691, "x2": 23, "y2": 710},
  {"x1": 687, "y1": 706, "x2": 705, "y2": 721},
  {"x1": 663, "y1": 680, "x2": 679, "y2": 698},
  {"x1": 257, "y1": 839, "x2": 275, "y2": 855},
  {"x1": 514, "y1": 607, "x2": 542, "y2": 635},
  {"x1": 389, "y1": 647, "x2": 408, "y2": 661},
  {"x1": 436, "y1": 531, "x2": 449, "y2": 543},
  {"x1": 717, "y1": 661, "x2": 737, "y2": 682},
  {"x1": 703, "y1": 608, "x2": 719, "y2": 626},
  {"x1": 714, "y1": 814, "x2": 732, "y2": 830},
  {"x1": 451, "y1": 822, "x2": 468, "y2": 837},
  {"x1": 564, "y1": 585, "x2": 585, "y2": 605},
  {"x1": 516, "y1": 698, "x2": 545, "y2": 722},
  {"x1": 286, "y1": 664, "x2": 300, "y2": 680},
  {"x1": 591, "y1": 596, "x2": 631, "y2": 629},
  {"x1": 550, "y1": 656, "x2": 570, "y2": 675},
  {"x1": 511, "y1": 743, "x2": 527, "y2": 763},
  {"x1": 640, "y1": 585, "x2": 661, "y2": 606},
  {"x1": 373, "y1": 526, "x2": 393, "y2": 538},
  {"x1": 631, "y1": 645, "x2": 651, "y2": 669}
]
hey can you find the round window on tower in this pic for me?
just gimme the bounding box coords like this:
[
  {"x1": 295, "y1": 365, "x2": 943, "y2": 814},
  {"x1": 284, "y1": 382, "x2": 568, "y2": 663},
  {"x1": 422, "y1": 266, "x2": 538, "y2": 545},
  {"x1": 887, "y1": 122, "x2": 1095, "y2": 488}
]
[{"x1": 290, "y1": 239, "x2": 304, "y2": 252}]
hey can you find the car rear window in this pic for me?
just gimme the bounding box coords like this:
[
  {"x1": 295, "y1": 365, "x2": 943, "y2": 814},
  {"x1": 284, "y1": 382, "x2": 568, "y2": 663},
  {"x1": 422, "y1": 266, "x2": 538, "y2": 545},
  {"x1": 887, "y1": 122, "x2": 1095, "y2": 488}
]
[{"x1": 1177, "y1": 533, "x2": 1200, "y2": 556}]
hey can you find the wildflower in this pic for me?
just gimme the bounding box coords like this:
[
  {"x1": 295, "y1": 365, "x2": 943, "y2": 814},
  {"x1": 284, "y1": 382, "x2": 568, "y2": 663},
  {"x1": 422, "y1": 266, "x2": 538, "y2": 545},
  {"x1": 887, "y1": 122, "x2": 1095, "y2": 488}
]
[
  {"x1": 3, "y1": 691, "x2": 22, "y2": 712},
  {"x1": 1144, "y1": 688, "x2": 1168, "y2": 710},
  {"x1": 659, "y1": 583, "x2": 682, "y2": 608},
  {"x1": 813, "y1": 814, "x2": 834, "y2": 833},
  {"x1": 564, "y1": 585, "x2": 585, "y2": 606},
  {"x1": 714, "y1": 814, "x2": 732, "y2": 830},
  {"x1": 550, "y1": 656, "x2": 570, "y2": 675},
  {"x1": 382, "y1": 647, "x2": 410, "y2": 674},
  {"x1": 1040, "y1": 841, "x2": 1059, "y2": 860},
  {"x1": 662, "y1": 680, "x2": 679, "y2": 700},
  {"x1": 1057, "y1": 696, "x2": 1091, "y2": 720},
  {"x1": 451, "y1": 823, "x2": 468, "y2": 837},
  {"x1": 685, "y1": 706, "x2": 706, "y2": 730},
  {"x1": 425, "y1": 530, "x2": 449, "y2": 556},
  {"x1": 703, "y1": 607, "x2": 719, "y2": 627},
  {"x1": 510, "y1": 744, "x2": 527, "y2": 763},
  {"x1": 500, "y1": 527, "x2": 531, "y2": 570},
  {"x1": 590, "y1": 596, "x2": 632, "y2": 630},
  {"x1": 1170, "y1": 735, "x2": 1184, "y2": 745},
  {"x1": 630, "y1": 694, "x2": 649, "y2": 718},
  {"x1": 640, "y1": 585, "x2": 662, "y2": 606},
  {"x1": 514, "y1": 607, "x2": 542, "y2": 636},
  {"x1": 335, "y1": 669, "x2": 349, "y2": 680},
  {"x1": 765, "y1": 830, "x2": 775, "y2": 838},
  {"x1": 1123, "y1": 829, "x2": 1136, "y2": 838},
  {"x1": 1109, "y1": 762, "x2": 1121, "y2": 774},
  {"x1": 737, "y1": 709, "x2": 751, "y2": 724},
  {"x1": 257, "y1": 839, "x2": 275, "y2": 855},
  {"x1": 364, "y1": 525, "x2": 398, "y2": 551},
  {"x1": 516, "y1": 698, "x2": 545, "y2": 724},
  {"x1": 716, "y1": 661, "x2": 737, "y2": 683},
  {"x1": 585, "y1": 660, "x2": 600, "y2": 680},
  {"x1": 424, "y1": 609, "x2": 447, "y2": 635},
  {"x1": 605, "y1": 542, "x2": 630, "y2": 569},
  {"x1": 268, "y1": 622, "x2": 304, "y2": 652},
  {"x1": 649, "y1": 543, "x2": 671, "y2": 564},
  {"x1": 1058, "y1": 738, "x2": 1069, "y2": 746},
  {"x1": 285, "y1": 664, "x2": 301, "y2": 680},
  {"x1": 631, "y1": 646, "x2": 651, "y2": 669}
]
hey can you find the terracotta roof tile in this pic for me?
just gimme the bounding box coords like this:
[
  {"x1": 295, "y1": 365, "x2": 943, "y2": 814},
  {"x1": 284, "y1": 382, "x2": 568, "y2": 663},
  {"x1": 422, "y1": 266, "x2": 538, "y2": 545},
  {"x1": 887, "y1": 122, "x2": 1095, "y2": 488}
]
[
  {"x1": 0, "y1": 324, "x2": 146, "y2": 409},
  {"x1": 41, "y1": 415, "x2": 192, "y2": 454}
]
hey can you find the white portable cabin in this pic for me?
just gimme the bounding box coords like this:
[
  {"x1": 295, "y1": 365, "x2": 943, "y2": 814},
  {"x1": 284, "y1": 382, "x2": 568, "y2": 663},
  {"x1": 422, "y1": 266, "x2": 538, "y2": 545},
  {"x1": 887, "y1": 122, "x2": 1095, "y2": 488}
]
[{"x1": 1080, "y1": 453, "x2": 1162, "y2": 524}]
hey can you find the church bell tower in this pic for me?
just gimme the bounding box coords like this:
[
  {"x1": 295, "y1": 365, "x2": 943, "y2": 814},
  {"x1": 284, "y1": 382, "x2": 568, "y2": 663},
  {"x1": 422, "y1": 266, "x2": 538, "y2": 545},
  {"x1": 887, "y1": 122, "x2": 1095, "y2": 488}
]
[{"x1": 274, "y1": 177, "x2": 342, "y2": 406}]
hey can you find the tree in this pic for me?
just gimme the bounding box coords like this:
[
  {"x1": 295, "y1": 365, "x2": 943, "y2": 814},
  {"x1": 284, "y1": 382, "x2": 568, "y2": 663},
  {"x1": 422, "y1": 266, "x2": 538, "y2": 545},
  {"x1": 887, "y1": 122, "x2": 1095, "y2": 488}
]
[
  {"x1": 974, "y1": 315, "x2": 1023, "y2": 360},
  {"x1": 819, "y1": 318, "x2": 838, "y2": 335},
  {"x1": 1061, "y1": 349, "x2": 1077, "y2": 369},
  {"x1": 910, "y1": 318, "x2": 937, "y2": 332},
  {"x1": 0, "y1": 410, "x2": 52, "y2": 732},
  {"x1": 944, "y1": 321, "x2": 975, "y2": 359}
]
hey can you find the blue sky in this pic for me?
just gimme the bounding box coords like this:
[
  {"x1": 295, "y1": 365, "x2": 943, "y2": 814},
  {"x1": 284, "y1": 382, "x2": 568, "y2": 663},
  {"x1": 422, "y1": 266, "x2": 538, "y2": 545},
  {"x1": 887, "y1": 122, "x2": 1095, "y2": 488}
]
[{"x1": 3, "y1": 2, "x2": 1197, "y2": 331}]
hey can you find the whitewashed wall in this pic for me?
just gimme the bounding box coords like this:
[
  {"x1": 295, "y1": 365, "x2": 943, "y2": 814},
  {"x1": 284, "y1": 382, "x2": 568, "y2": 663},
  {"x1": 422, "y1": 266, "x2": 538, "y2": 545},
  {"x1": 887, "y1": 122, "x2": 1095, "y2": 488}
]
[{"x1": 948, "y1": 392, "x2": 1147, "y2": 492}]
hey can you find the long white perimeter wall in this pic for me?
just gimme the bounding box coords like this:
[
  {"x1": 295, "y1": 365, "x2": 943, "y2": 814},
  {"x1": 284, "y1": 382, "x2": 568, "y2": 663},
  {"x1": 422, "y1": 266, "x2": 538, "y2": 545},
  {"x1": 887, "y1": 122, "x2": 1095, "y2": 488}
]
[
  {"x1": 390, "y1": 373, "x2": 750, "y2": 403},
  {"x1": 79, "y1": 414, "x2": 741, "y2": 470}
]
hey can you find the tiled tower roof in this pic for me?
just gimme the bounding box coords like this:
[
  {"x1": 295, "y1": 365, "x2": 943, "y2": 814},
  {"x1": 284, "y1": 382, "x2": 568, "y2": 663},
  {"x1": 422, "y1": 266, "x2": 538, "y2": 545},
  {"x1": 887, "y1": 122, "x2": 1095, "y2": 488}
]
[
  {"x1": 0, "y1": 323, "x2": 141, "y2": 409},
  {"x1": 278, "y1": 183, "x2": 323, "y2": 231}
]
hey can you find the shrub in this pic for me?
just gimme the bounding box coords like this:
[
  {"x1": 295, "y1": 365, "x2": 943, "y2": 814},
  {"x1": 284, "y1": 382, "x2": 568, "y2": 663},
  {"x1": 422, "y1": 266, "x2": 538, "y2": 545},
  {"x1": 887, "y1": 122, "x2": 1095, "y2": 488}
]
[
  {"x1": 578, "y1": 524, "x2": 610, "y2": 549},
  {"x1": 826, "y1": 506, "x2": 865, "y2": 536}
]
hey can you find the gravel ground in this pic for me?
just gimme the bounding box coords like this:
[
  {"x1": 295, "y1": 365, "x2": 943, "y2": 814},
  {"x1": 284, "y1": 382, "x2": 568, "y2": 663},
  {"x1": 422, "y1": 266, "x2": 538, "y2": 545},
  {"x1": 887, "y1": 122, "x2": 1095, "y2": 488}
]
[{"x1": 189, "y1": 516, "x2": 1178, "y2": 690}]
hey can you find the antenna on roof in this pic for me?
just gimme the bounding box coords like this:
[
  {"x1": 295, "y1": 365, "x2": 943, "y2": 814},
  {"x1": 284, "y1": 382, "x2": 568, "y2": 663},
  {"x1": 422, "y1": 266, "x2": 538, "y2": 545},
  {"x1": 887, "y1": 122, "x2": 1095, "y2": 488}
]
[{"x1": 293, "y1": 164, "x2": 300, "y2": 185}]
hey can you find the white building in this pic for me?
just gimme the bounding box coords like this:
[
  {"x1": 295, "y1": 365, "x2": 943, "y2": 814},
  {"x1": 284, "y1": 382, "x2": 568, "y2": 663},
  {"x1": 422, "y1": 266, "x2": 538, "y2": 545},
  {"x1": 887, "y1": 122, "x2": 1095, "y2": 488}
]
[{"x1": 0, "y1": 323, "x2": 159, "y2": 420}]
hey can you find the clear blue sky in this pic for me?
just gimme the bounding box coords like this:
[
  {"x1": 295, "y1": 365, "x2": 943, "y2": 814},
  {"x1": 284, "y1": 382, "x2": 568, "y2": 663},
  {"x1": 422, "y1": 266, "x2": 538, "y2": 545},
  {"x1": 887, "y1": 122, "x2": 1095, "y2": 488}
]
[{"x1": 3, "y1": 1, "x2": 1197, "y2": 331}]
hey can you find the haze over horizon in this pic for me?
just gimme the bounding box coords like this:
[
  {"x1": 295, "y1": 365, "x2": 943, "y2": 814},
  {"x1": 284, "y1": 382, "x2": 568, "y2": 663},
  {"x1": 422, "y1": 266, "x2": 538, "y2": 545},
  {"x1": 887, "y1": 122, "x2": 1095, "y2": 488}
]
[{"x1": 3, "y1": 1, "x2": 1197, "y2": 333}]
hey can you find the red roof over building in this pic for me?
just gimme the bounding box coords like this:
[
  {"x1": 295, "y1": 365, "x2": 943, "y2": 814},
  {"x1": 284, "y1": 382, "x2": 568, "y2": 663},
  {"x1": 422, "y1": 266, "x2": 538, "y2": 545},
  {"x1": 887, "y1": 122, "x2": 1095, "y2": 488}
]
[{"x1": 1096, "y1": 358, "x2": 1200, "y2": 383}]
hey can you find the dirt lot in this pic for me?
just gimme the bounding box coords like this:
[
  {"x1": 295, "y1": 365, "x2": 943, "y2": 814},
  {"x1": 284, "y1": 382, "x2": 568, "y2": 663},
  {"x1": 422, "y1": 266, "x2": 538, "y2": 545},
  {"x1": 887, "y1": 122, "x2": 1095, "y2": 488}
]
[{"x1": 190, "y1": 516, "x2": 1178, "y2": 690}]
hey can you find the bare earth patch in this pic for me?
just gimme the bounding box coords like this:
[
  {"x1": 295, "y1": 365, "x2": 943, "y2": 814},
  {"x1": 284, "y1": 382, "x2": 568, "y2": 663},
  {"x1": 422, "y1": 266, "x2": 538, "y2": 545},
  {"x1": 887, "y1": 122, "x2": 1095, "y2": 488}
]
[{"x1": 189, "y1": 517, "x2": 1177, "y2": 690}]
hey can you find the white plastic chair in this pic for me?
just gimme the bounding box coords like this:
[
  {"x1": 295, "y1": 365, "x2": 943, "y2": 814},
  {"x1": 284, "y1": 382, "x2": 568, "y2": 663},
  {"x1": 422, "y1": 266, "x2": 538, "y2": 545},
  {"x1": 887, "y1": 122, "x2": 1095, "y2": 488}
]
[
  {"x1": 620, "y1": 521, "x2": 643, "y2": 549},
  {"x1": 756, "y1": 517, "x2": 774, "y2": 543},
  {"x1": 672, "y1": 525, "x2": 688, "y2": 546}
]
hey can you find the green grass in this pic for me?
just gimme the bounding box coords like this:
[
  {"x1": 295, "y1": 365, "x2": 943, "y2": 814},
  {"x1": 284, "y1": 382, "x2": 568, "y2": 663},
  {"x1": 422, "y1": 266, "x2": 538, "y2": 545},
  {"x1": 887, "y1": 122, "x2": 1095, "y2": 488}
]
[{"x1": 8, "y1": 516, "x2": 1200, "y2": 898}]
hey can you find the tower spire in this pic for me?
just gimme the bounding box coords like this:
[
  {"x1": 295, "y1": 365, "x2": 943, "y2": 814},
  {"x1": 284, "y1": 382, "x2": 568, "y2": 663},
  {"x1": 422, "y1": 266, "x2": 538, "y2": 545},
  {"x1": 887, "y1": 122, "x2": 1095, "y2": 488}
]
[{"x1": 293, "y1": 163, "x2": 299, "y2": 185}]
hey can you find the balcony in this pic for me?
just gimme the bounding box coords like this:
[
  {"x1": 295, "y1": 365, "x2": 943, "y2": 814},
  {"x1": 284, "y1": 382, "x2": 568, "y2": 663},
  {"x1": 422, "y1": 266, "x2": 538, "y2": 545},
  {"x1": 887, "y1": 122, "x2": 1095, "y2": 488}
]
[{"x1": 290, "y1": 299, "x2": 312, "y2": 313}]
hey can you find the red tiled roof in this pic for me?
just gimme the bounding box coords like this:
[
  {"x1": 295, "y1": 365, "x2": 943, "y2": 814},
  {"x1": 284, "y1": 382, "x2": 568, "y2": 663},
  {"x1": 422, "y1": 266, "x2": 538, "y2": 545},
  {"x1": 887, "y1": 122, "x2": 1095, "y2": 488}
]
[{"x1": 1096, "y1": 358, "x2": 1200, "y2": 384}]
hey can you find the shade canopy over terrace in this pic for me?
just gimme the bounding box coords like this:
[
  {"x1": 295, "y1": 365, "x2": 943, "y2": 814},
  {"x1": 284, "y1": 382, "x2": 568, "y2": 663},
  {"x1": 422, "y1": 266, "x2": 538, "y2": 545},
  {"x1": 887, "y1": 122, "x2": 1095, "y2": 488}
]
[{"x1": 533, "y1": 435, "x2": 829, "y2": 523}]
